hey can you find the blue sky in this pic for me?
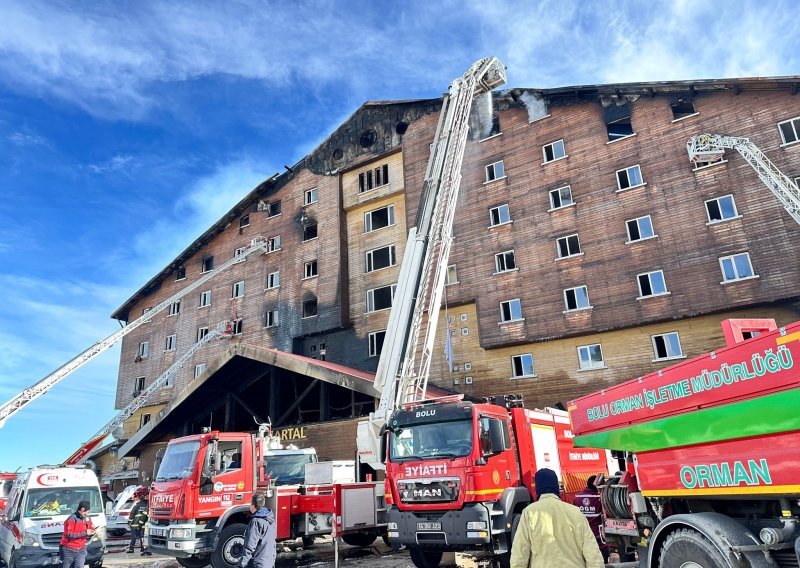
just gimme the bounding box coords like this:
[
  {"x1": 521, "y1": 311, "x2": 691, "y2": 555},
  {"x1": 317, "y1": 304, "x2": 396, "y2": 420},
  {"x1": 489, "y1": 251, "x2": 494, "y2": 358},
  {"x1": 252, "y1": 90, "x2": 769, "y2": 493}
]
[{"x1": 0, "y1": 0, "x2": 797, "y2": 471}]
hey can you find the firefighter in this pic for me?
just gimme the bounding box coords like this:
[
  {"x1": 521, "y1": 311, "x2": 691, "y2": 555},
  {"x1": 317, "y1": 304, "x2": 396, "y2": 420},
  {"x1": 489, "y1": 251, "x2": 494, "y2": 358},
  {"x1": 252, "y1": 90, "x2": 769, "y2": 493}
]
[
  {"x1": 573, "y1": 475, "x2": 609, "y2": 563},
  {"x1": 127, "y1": 487, "x2": 152, "y2": 555},
  {"x1": 60, "y1": 500, "x2": 95, "y2": 568},
  {"x1": 510, "y1": 468, "x2": 604, "y2": 568}
]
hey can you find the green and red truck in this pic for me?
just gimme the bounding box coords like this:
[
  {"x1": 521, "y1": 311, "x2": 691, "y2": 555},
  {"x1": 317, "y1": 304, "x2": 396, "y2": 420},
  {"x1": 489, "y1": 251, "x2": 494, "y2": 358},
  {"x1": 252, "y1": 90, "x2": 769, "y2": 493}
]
[{"x1": 568, "y1": 318, "x2": 800, "y2": 567}]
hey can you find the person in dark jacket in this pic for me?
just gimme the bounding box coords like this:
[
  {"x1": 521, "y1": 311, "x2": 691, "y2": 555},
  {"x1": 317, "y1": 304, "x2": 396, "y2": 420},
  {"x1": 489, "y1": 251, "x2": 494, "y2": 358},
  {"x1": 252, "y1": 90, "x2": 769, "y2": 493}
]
[
  {"x1": 60, "y1": 500, "x2": 95, "y2": 568},
  {"x1": 238, "y1": 492, "x2": 276, "y2": 568},
  {"x1": 573, "y1": 475, "x2": 609, "y2": 563},
  {"x1": 127, "y1": 489, "x2": 152, "y2": 555}
]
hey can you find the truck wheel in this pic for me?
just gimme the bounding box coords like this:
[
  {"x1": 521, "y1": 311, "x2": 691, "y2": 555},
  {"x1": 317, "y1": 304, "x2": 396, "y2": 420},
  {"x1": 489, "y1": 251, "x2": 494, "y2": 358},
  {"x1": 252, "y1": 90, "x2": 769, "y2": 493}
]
[
  {"x1": 341, "y1": 532, "x2": 377, "y2": 547},
  {"x1": 302, "y1": 535, "x2": 316, "y2": 547},
  {"x1": 177, "y1": 555, "x2": 212, "y2": 568},
  {"x1": 409, "y1": 547, "x2": 443, "y2": 568},
  {"x1": 659, "y1": 528, "x2": 728, "y2": 568},
  {"x1": 497, "y1": 513, "x2": 521, "y2": 568},
  {"x1": 212, "y1": 523, "x2": 247, "y2": 568}
]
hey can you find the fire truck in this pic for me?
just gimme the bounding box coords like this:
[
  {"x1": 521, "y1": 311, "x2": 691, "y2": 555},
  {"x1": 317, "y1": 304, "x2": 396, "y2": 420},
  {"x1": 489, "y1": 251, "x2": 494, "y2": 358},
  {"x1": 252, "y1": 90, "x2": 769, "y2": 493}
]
[
  {"x1": 568, "y1": 318, "x2": 800, "y2": 567},
  {"x1": 147, "y1": 423, "x2": 384, "y2": 568}
]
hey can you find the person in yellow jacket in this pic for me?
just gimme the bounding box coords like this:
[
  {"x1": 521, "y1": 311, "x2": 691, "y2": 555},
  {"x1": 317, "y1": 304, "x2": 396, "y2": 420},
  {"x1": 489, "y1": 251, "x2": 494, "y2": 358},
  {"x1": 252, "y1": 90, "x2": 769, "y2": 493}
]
[{"x1": 510, "y1": 468, "x2": 605, "y2": 568}]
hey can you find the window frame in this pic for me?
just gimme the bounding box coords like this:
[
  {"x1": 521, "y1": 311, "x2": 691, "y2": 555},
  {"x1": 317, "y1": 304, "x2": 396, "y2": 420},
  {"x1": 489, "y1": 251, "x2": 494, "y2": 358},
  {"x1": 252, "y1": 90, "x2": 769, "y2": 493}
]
[
  {"x1": 194, "y1": 364, "x2": 207, "y2": 378},
  {"x1": 266, "y1": 235, "x2": 281, "y2": 252},
  {"x1": 133, "y1": 376, "x2": 145, "y2": 396},
  {"x1": 304, "y1": 187, "x2": 318, "y2": 205},
  {"x1": 368, "y1": 330, "x2": 386, "y2": 358},
  {"x1": 705, "y1": 195, "x2": 740, "y2": 224},
  {"x1": 778, "y1": 116, "x2": 800, "y2": 145},
  {"x1": 637, "y1": 270, "x2": 669, "y2": 299},
  {"x1": 606, "y1": 116, "x2": 635, "y2": 142},
  {"x1": 365, "y1": 244, "x2": 397, "y2": 273},
  {"x1": 304, "y1": 260, "x2": 318, "y2": 279},
  {"x1": 137, "y1": 341, "x2": 149, "y2": 358},
  {"x1": 616, "y1": 164, "x2": 645, "y2": 192},
  {"x1": 489, "y1": 204, "x2": 511, "y2": 227},
  {"x1": 198, "y1": 290, "x2": 212, "y2": 308},
  {"x1": 201, "y1": 256, "x2": 214, "y2": 273},
  {"x1": 302, "y1": 298, "x2": 318, "y2": 319},
  {"x1": 366, "y1": 284, "x2": 396, "y2": 313},
  {"x1": 266, "y1": 271, "x2": 280, "y2": 289},
  {"x1": 445, "y1": 264, "x2": 458, "y2": 286},
  {"x1": 234, "y1": 246, "x2": 246, "y2": 258},
  {"x1": 364, "y1": 205, "x2": 395, "y2": 233},
  {"x1": 626, "y1": 215, "x2": 657, "y2": 243},
  {"x1": 165, "y1": 334, "x2": 177, "y2": 351},
  {"x1": 168, "y1": 300, "x2": 181, "y2": 316},
  {"x1": 197, "y1": 327, "x2": 209, "y2": 342},
  {"x1": 563, "y1": 286, "x2": 591, "y2": 312},
  {"x1": 719, "y1": 252, "x2": 757, "y2": 283},
  {"x1": 548, "y1": 185, "x2": 574, "y2": 211},
  {"x1": 499, "y1": 298, "x2": 523, "y2": 323},
  {"x1": 264, "y1": 309, "x2": 279, "y2": 328},
  {"x1": 511, "y1": 353, "x2": 536, "y2": 379},
  {"x1": 542, "y1": 139, "x2": 566, "y2": 164},
  {"x1": 556, "y1": 233, "x2": 582, "y2": 259},
  {"x1": 652, "y1": 331, "x2": 684, "y2": 361},
  {"x1": 231, "y1": 280, "x2": 245, "y2": 299},
  {"x1": 231, "y1": 319, "x2": 243, "y2": 335},
  {"x1": 239, "y1": 214, "x2": 250, "y2": 229},
  {"x1": 267, "y1": 200, "x2": 282, "y2": 218},
  {"x1": 494, "y1": 250, "x2": 517, "y2": 273},
  {"x1": 175, "y1": 266, "x2": 186, "y2": 281},
  {"x1": 484, "y1": 160, "x2": 506, "y2": 183},
  {"x1": 578, "y1": 343, "x2": 605, "y2": 371}
]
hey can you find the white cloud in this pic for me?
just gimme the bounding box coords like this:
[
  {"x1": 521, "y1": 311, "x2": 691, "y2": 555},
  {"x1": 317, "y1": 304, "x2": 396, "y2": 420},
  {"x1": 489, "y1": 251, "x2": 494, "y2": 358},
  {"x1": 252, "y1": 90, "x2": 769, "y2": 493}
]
[
  {"x1": 7, "y1": 130, "x2": 48, "y2": 147},
  {"x1": 87, "y1": 153, "x2": 136, "y2": 174}
]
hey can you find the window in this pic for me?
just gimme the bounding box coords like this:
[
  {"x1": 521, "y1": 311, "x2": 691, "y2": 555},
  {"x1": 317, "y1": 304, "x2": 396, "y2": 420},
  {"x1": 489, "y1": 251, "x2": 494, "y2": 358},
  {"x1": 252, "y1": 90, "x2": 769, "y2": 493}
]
[
  {"x1": 607, "y1": 116, "x2": 634, "y2": 142},
  {"x1": 365, "y1": 205, "x2": 395, "y2": 232},
  {"x1": 194, "y1": 364, "x2": 207, "y2": 378},
  {"x1": 199, "y1": 290, "x2": 211, "y2": 308},
  {"x1": 304, "y1": 260, "x2": 318, "y2": 278},
  {"x1": 359, "y1": 164, "x2": 390, "y2": 192},
  {"x1": 366, "y1": 245, "x2": 396, "y2": 272},
  {"x1": 232, "y1": 319, "x2": 243, "y2": 335},
  {"x1": 500, "y1": 299, "x2": 523, "y2": 322},
  {"x1": 369, "y1": 330, "x2": 386, "y2": 357},
  {"x1": 445, "y1": 264, "x2": 458, "y2": 286},
  {"x1": 302, "y1": 221, "x2": 318, "y2": 241},
  {"x1": 303, "y1": 298, "x2": 318, "y2": 318},
  {"x1": 778, "y1": 116, "x2": 800, "y2": 145},
  {"x1": 232, "y1": 281, "x2": 245, "y2": 298},
  {"x1": 511, "y1": 354, "x2": 535, "y2": 378},
  {"x1": 564, "y1": 286, "x2": 590, "y2": 311},
  {"x1": 201, "y1": 256, "x2": 214, "y2": 273},
  {"x1": 495, "y1": 250, "x2": 517, "y2": 273},
  {"x1": 163, "y1": 374, "x2": 173, "y2": 388},
  {"x1": 626, "y1": 215, "x2": 656, "y2": 242},
  {"x1": 556, "y1": 234, "x2": 581, "y2": 258},
  {"x1": 234, "y1": 246, "x2": 246, "y2": 258},
  {"x1": 367, "y1": 285, "x2": 396, "y2": 312},
  {"x1": 637, "y1": 270, "x2": 668, "y2": 298},
  {"x1": 705, "y1": 195, "x2": 739, "y2": 223},
  {"x1": 489, "y1": 204, "x2": 511, "y2": 226},
  {"x1": 617, "y1": 165, "x2": 644, "y2": 191},
  {"x1": 239, "y1": 214, "x2": 250, "y2": 229},
  {"x1": 720, "y1": 253, "x2": 756, "y2": 282},
  {"x1": 652, "y1": 332, "x2": 683, "y2": 360},
  {"x1": 168, "y1": 300, "x2": 181, "y2": 316},
  {"x1": 267, "y1": 235, "x2": 281, "y2": 252},
  {"x1": 264, "y1": 309, "x2": 279, "y2": 328},
  {"x1": 133, "y1": 377, "x2": 145, "y2": 397},
  {"x1": 485, "y1": 160, "x2": 506, "y2": 182},
  {"x1": 175, "y1": 266, "x2": 186, "y2": 281},
  {"x1": 267, "y1": 200, "x2": 282, "y2": 217},
  {"x1": 542, "y1": 140, "x2": 566, "y2": 163},
  {"x1": 266, "y1": 271, "x2": 280, "y2": 289},
  {"x1": 197, "y1": 327, "x2": 209, "y2": 342},
  {"x1": 671, "y1": 101, "x2": 696, "y2": 120},
  {"x1": 165, "y1": 334, "x2": 177, "y2": 351},
  {"x1": 304, "y1": 187, "x2": 318, "y2": 205},
  {"x1": 137, "y1": 341, "x2": 149, "y2": 359},
  {"x1": 693, "y1": 159, "x2": 724, "y2": 170},
  {"x1": 549, "y1": 186, "x2": 573, "y2": 210},
  {"x1": 140, "y1": 414, "x2": 151, "y2": 428},
  {"x1": 578, "y1": 344, "x2": 605, "y2": 370},
  {"x1": 142, "y1": 307, "x2": 153, "y2": 319}
]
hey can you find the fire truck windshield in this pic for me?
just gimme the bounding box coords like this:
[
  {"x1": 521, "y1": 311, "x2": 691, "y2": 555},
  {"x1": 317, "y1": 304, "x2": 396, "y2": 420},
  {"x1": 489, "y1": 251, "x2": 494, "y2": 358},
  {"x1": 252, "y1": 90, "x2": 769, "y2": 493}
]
[
  {"x1": 266, "y1": 454, "x2": 316, "y2": 485},
  {"x1": 389, "y1": 420, "x2": 472, "y2": 461},
  {"x1": 156, "y1": 440, "x2": 201, "y2": 481}
]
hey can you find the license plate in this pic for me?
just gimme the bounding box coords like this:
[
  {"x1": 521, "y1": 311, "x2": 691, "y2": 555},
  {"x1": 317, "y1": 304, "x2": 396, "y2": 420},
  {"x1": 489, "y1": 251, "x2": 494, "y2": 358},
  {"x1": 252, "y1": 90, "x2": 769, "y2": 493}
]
[
  {"x1": 150, "y1": 528, "x2": 167, "y2": 537},
  {"x1": 417, "y1": 522, "x2": 441, "y2": 531}
]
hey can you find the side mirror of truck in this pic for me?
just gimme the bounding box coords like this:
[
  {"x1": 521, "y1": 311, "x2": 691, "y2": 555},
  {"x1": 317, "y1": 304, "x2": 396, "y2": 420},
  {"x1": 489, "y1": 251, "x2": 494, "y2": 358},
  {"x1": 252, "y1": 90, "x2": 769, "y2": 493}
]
[{"x1": 478, "y1": 418, "x2": 506, "y2": 463}]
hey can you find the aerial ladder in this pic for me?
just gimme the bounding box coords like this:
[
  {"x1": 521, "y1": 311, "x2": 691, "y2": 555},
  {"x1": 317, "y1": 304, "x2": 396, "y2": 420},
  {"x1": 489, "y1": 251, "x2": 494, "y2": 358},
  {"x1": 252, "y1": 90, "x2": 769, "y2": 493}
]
[
  {"x1": 356, "y1": 57, "x2": 506, "y2": 469},
  {"x1": 64, "y1": 321, "x2": 232, "y2": 465},
  {"x1": 687, "y1": 133, "x2": 800, "y2": 225},
  {"x1": 0, "y1": 237, "x2": 273, "y2": 429}
]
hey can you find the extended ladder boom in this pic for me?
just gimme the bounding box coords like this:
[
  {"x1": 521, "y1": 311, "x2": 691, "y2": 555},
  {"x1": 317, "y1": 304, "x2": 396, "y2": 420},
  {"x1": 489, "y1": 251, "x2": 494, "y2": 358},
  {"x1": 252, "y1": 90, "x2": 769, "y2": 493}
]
[
  {"x1": 0, "y1": 237, "x2": 271, "y2": 428},
  {"x1": 687, "y1": 134, "x2": 800, "y2": 225},
  {"x1": 357, "y1": 57, "x2": 506, "y2": 468}
]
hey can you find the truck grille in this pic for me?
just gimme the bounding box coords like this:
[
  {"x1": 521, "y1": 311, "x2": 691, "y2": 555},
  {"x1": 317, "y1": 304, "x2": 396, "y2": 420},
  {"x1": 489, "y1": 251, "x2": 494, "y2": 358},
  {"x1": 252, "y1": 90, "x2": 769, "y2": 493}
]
[
  {"x1": 397, "y1": 479, "x2": 459, "y2": 503},
  {"x1": 152, "y1": 508, "x2": 173, "y2": 517},
  {"x1": 41, "y1": 532, "x2": 62, "y2": 548}
]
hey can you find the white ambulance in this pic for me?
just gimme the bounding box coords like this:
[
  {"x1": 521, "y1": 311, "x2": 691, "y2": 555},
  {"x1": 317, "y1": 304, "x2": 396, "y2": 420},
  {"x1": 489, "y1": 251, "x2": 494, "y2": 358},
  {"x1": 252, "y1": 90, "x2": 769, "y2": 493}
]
[{"x1": 0, "y1": 465, "x2": 106, "y2": 567}]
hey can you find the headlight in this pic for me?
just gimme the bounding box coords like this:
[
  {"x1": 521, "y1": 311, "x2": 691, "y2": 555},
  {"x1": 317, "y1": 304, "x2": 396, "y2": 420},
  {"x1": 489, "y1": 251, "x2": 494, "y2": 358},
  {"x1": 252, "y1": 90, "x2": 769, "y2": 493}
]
[
  {"x1": 170, "y1": 528, "x2": 193, "y2": 539},
  {"x1": 22, "y1": 532, "x2": 39, "y2": 546},
  {"x1": 387, "y1": 522, "x2": 398, "y2": 530},
  {"x1": 466, "y1": 521, "x2": 487, "y2": 530}
]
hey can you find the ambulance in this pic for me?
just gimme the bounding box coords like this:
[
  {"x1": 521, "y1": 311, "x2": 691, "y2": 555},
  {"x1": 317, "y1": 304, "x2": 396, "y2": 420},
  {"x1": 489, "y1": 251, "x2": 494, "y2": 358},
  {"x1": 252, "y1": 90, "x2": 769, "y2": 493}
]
[{"x1": 0, "y1": 465, "x2": 106, "y2": 567}]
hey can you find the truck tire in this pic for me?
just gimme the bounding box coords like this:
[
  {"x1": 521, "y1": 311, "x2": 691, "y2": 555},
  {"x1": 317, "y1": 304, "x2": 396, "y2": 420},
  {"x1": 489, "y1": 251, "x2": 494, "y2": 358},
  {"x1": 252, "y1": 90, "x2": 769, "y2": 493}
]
[
  {"x1": 409, "y1": 547, "x2": 443, "y2": 568},
  {"x1": 341, "y1": 532, "x2": 377, "y2": 547},
  {"x1": 659, "y1": 528, "x2": 730, "y2": 568},
  {"x1": 498, "y1": 513, "x2": 521, "y2": 568},
  {"x1": 212, "y1": 523, "x2": 247, "y2": 568},
  {"x1": 177, "y1": 555, "x2": 212, "y2": 568},
  {"x1": 301, "y1": 535, "x2": 315, "y2": 547}
]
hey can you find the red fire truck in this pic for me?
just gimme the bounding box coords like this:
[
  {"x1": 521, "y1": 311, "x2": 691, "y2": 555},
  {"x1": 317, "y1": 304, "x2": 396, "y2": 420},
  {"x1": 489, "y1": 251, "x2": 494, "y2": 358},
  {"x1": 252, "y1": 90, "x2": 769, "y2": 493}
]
[
  {"x1": 383, "y1": 395, "x2": 608, "y2": 568},
  {"x1": 147, "y1": 424, "x2": 384, "y2": 568},
  {"x1": 569, "y1": 318, "x2": 800, "y2": 567}
]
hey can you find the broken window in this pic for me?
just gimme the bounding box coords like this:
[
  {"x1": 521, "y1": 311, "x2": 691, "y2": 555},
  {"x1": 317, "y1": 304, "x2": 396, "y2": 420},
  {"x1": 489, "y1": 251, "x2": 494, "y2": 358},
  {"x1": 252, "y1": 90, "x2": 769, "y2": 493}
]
[
  {"x1": 671, "y1": 101, "x2": 696, "y2": 120},
  {"x1": 556, "y1": 234, "x2": 581, "y2": 258},
  {"x1": 626, "y1": 216, "x2": 655, "y2": 242},
  {"x1": 232, "y1": 319, "x2": 243, "y2": 335},
  {"x1": 197, "y1": 327, "x2": 209, "y2": 342},
  {"x1": 303, "y1": 298, "x2": 318, "y2": 318},
  {"x1": 304, "y1": 187, "x2": 318, "y2": 205},
  {"x1": 367, "y1": 285, "x2": 396, "y2": 312},
  {"x1": 705, "y1": 195, "x2": 738, "y2": 223},
  {"x1": 199, "y1": 290, "x2": 211, "y2": 307},
  {"x1": 359, "y1": 164, "x2": 390, "y2": 192},
  {"x1": 495, "y1": 250, "x2": 517, "y2": 273},
  {"x1": 266, "y1": 271, "x2": 280, "y2": 289},
  {"x1": 511, "y1": 354, "x2": 534, "y2": 378},
  {"x1": 542, "y1": 140, "x2": 566, "y2": 163},
  {"x1": 637, "y1": 270, "x2": 668, "y2": 298},
  {"x1": 304, "y1": 260, "x2": 318, "y2": 278},
  {"x1": 606, "y1": 116, "x2": 634, "y2": 142},
  {"x1": 267, "y1": 200, "x2": 282, "y2": 217},
  {"x1": 500, "y1": 299, "x2": 523, "y2": 322},
  {"x1": 616, "y1": 165, "x2": 644, "y2": 191},
  {"x1": 133, "y1": 376, "x2": 145, "y2": 397},
  {"x1": 267, "y1": 235, "x2": 281, "y2": 252},
  {"x1": 652, "y1": 332, "x2": 683, "y2": 360},
  {"x1": 175, "y1": 266, "x2": 186, "y2": 281},
  {"x1": 165, "y1": 334, "x2": 177, "y2": 351},
  {"x1": 564, "y1": 286, "x2": 590, "y2": 311},
  {"x1": 137, "y1": 341, "x2": 149, "y2": 359},
  {"x1": 264, "y1": 309, "x2": 279, "y2": 328},
  {"x1": 489, "y1": 204, "x2": 511, "y2": 226},
  {"x1": 232, "y1": 281, "x2": 245, "y2": 298},
  {"x1": 168, "y1": 300, "x2": 181, "y2": 316},
  {"x1": 140, "y1": 414, "x2": 150, "y2": 428},
  {"x1": 364, "y1": 205, "x2": 395, "y2": 232},
  {"x1": 303, "y1": 221, "x2": 318, "y2": 241},
  {"x1": 201, "y1": 256, "x2": 214, "y2": 273},
  {"x1": 365, "y1": 245, "x2": 396, "y2": 272},
  {"x1": 485, "y1": 160, "x2": 505, "y2": 182},
  {"x1": 369, "y1": 330, "x2": 386, "y2": 357},
  {"x1": 239, "y1": 214, "x2": 250, "y2": 229}
]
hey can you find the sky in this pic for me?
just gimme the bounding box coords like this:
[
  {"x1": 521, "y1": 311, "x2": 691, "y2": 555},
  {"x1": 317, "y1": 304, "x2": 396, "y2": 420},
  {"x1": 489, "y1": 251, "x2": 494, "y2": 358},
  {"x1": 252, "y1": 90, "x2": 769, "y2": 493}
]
[{"x1": 0, "y1": 0, "x2": 797, "y2": 471}]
